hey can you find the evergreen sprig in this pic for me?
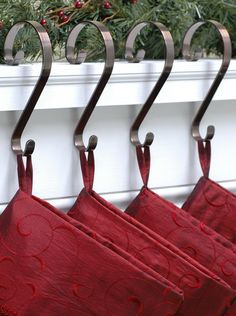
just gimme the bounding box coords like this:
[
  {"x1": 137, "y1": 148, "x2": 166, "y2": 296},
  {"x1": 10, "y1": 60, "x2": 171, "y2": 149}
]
[{"x1": 0, "y1": 0, "x2": 236, "y2": 63}]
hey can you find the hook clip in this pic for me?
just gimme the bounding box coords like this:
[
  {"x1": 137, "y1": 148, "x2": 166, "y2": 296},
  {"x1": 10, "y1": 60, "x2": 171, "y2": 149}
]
[
  {"x1": 182, "y1": 20, "x2": 232, "y2": 142},
  {"x1": 4, "y1": 20, "x2": 52, "y2": 156},
  {"x1": 125, "y1": 21, "x2": 175, "y2": 148},
  {"x1": 66, "y1": 21, "x2": 115, "y2": 152}
]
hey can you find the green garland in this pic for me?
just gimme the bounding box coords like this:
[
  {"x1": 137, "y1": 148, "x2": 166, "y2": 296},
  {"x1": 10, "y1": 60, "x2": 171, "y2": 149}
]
[{"x1": 0, "y1": 0, "x2": 236, "y2": 63}]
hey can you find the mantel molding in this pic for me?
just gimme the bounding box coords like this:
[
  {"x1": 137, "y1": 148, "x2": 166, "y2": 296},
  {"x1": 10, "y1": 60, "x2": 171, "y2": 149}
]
[
  {"x1": 1, "y1": 59, "x2": 236, "y2": 213},
  {"x1": 0, "y1": 59, "x2": 236, "y2": 111}
]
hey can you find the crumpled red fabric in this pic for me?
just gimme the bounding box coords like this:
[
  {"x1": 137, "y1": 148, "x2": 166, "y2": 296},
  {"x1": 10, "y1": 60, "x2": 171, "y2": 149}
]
[
  {"x1": 0, "y1": 155, "x2": 184, "y2": 316},
  {"x1": 68, "y1": 149, "x2": 236, "y2": 316},
  {"x1": 125, "y1": 145, "x2": 236, "y2": 315},
  {"x1": 182, "y1": 140, "x2": 236, "y2": 244}
]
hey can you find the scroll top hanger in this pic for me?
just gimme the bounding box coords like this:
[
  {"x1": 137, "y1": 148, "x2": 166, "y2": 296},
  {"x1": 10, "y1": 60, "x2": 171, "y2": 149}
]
[
  {"x1": 182, "y1": 20, "x2": 232, "y2": 142},
  {"x1": 66, "y1": 21, "x2": 115, "y2": 152},
  {"x1": 125, "y1": 21, "x2": 175, "y2": 148},
  {"x1": 4, "y1": 20, "x2": 52, "y2": 156}
]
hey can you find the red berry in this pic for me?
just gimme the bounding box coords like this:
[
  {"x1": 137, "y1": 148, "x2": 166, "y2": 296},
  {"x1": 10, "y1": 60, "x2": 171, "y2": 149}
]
[
  {"x1": 130, "y1": 0, "x2": 137, "y2": 3},
  {"x1": 75, "y1": 0, "x2": 83, "y2": 8},
  {"x1": 58, "y1": 10, "x2": 65, "y2": 17},
  {"x1": 40, "y1": 18, "x2": 47, "y2": 26},
  {"x1": 104, "y1": 1, "x2": 111, "y2": 9},
  {"x1": 61, "y1": 14, "x2": 69, "y2": 22}
]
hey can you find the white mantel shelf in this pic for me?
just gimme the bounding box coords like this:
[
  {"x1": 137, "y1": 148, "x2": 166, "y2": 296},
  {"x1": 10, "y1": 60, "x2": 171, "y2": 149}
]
[
  {"x1": 0, "y1": 59, "x2": 236, "y2": 111},
  {"x1": 1, "y1": 59, "x2": 236, "y2": 213}
]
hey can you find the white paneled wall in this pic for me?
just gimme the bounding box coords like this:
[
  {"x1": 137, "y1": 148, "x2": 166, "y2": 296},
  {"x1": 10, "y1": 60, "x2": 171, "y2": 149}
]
[{"x1": 1, "y1": 60, "x2": 236, "y2": 212}]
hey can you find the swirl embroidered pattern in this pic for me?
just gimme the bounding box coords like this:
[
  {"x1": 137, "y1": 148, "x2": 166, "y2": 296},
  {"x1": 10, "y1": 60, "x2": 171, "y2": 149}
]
[
  {"x1": 68, "y1": 187, "x2": 235, "y2": 316},
  {"x1": 0, "y1": 188, "x2": 183, "y2": 315},
  {"x1": 183, "y1": 176, "x2": 236, "y2": 243},
  {"x1": 125, "y1": 186, "x2": 236, "y2": 314},
  {"x1": 1, "y1": 212, "x2": 54, "y2": 257},
  {"x1": 104, "y1": 278, "x2": 178, "y2": 316}
]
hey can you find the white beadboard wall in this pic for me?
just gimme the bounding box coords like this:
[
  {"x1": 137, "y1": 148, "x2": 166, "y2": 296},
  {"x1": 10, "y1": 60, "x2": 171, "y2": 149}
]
[{"x1": 0, "y1": 59, "x2": 236, "y2": 213}]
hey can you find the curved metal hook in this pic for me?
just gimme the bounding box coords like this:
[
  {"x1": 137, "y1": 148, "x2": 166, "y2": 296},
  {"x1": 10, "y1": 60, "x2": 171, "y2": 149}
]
[
  {"x1": 4, "y1": 20, "x2": 52, "y2": 156},
  {"x1": 182, "y1": 20, "x2": 232, "y2": 141},
  {"x1": 125, "y1": 21, "x2": 175, "y2": 147},
  {"x1": 66, "y1": 21, "x2": 114, "y2": 152}
]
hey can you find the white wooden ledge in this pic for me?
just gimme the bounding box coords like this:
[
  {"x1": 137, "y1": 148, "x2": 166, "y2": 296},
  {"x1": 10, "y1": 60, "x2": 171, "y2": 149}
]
[
  {"x1": 0, "y1": 59, "x2": 236, "y2": 213},
  {"x1": 0, "y1": 59, "x2": 236, "y2": 111}
]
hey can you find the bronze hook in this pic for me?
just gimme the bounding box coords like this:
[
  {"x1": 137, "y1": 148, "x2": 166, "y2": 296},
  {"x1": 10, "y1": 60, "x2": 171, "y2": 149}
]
[
  {"x1": 125, "y1": 22, "x2": 175, "y2": 148},
  {"x1": 4, "y1": 20, "x2": 52, "y2": 156},
  {"x1": 182, "y1": 20, "x2": 232, "y2": 142},
  {"x1": 66, "y1": 21, "x2": 115, "y2": 152}
]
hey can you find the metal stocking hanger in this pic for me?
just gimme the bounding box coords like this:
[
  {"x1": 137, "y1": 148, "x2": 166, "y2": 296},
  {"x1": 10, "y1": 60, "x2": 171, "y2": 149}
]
[
  {"x1": 66, "y1": 21, "x2": 115, "y2": 153},
  {"x1": 182, "y1": 20, "x2": 232, "y2": 142},
  {"x1": 125, "y1": 21, "x2": 175, "y2": 148},
  {"x1": 4, "y1": 20, "x2": 52, "y2": 156}
]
